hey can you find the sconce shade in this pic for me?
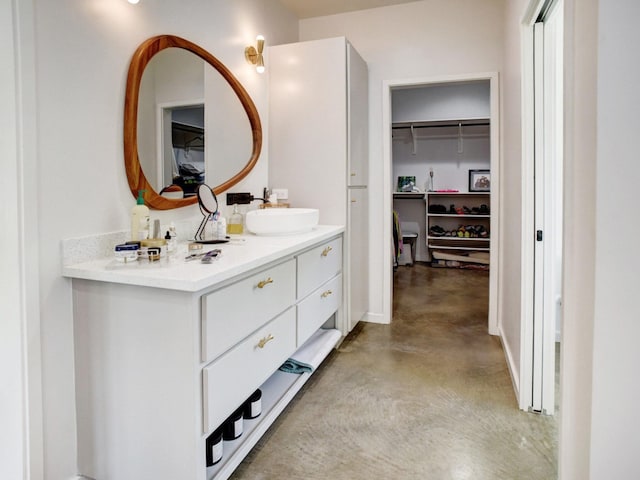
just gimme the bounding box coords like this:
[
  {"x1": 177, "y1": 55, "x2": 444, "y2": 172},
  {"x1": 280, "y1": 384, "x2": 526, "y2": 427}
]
[{"x1": 245, "y1": 35, "x2": 265, "y2": 73}]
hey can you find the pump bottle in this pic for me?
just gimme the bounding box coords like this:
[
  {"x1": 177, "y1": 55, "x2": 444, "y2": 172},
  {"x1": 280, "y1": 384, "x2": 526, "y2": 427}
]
[{"x1": 131, "y1": 190, "x2": 150, "y2": 241}]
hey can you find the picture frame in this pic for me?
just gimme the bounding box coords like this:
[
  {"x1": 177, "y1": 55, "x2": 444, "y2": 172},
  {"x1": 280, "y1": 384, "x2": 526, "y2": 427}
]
[
  {"x1": 469, "y1": 169, "x2": 490, "y2": 192},
  {"x1": 397, "y1": 175, "x2": 417, "y2": 192}
]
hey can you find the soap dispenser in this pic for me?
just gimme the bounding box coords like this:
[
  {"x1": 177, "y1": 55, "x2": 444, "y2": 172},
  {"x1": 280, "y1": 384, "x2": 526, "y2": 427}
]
[
  {"x1": 131, "y1": 190, "x2": 150, "y2": 241},
  {"x1": 227, "y1": 204, "x2": 243, "y2": 234}
]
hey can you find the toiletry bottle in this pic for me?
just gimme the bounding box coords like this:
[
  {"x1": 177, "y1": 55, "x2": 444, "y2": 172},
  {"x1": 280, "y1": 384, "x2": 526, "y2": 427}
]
[
  {"x1": 165, "y1": 231, "x2": 176, "y2": 254},
  {"x1": 217, "y1": 216, "x2": 227, "y2": 239},
  {"x1": 207, "y1": 215, "x2": 218, "y2": 240},
  {"x1": 227, "y1": 204, "x2": 243, "y2": 234},
  {"x1": 131, "y1": 190, "x2": 150, "y2": 241}
]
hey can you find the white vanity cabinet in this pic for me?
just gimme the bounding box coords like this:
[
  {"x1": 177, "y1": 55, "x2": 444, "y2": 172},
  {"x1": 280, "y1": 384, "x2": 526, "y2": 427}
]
[{"x1": 66, "y1": 228, "x2": 343, "y2": 480}]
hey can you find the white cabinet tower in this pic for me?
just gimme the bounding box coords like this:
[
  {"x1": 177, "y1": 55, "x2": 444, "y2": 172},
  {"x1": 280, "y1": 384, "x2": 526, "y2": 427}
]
[{"x1": 269, "y1": 37, "x2": 369, "y2": 332}]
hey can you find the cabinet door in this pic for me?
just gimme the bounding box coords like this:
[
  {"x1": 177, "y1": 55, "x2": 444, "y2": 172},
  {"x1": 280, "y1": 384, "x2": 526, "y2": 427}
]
[
  {"x1": 269, "y1": 37, "x2": 347, "y2": 225},
  {"x1": 348, "y1": 187, "x2": 368, "y2": 331},
  {"x1": 347, "y1": 43, "x2": 369, "y2": 187}
]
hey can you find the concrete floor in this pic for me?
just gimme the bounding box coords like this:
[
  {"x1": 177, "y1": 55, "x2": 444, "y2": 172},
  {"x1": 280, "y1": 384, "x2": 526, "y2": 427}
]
[{"x1": 230, "y1": 264, "x2": 557, "y2": 479}]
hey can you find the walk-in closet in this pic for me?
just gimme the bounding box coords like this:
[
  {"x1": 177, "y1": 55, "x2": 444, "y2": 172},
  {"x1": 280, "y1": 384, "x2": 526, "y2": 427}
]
[{"x1": 391, "y1": 79, "x2": 496, "y2": 326}]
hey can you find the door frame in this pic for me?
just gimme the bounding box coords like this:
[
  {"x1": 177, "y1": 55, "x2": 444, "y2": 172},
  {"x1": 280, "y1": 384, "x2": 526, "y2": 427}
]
[
  {"x1": 1, "y1": 0, "x2": 44, "y2": 477},
  {"x1": 381, "y1": 72, "x2": 501, "y2": 335}
]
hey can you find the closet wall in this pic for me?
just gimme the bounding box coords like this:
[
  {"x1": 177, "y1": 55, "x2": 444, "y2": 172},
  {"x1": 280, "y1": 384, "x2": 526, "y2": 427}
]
[{"x1": 392, "y1": 81, "x2": 491, "y2": 263}]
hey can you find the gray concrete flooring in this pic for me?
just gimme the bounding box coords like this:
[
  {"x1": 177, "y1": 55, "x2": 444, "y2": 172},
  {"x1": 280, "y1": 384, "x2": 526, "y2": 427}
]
[{"x1": 230, "y1": 264, "x2": 557, "y2": 479}]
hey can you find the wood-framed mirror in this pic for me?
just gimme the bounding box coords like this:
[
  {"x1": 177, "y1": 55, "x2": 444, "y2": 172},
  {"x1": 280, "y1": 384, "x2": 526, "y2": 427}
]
[{"x1": 124, "y1": 35, "x2": 262, "y2": 210}]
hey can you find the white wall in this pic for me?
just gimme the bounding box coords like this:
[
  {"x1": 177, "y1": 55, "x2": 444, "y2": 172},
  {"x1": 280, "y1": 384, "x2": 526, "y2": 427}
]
[
  {"x1": 300, "y1": 0, "x2": 505, "y2": 321},
  {"x1": 590, "y1": 0, "x2": 640, "y2": 477},
  {"x1": 21, "y1": 1, "x2": 298, "y2": 478},
  {"x1": 1, "y1": 1, "x2": 27, "y2": 478},
  {"x1": 558, "y1": 0, "x2": 598, "y2": 477}
]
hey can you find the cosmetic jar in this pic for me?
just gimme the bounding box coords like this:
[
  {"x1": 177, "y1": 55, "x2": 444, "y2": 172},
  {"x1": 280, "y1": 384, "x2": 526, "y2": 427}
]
[
  {"x1": 140, "y1": 238, "x2": 167, "y2": 261},
  {"x1": 222, "y1": 408, "x2": 244, "y2": 441},
  {"x1": 205, "y1": 426, "x2": 223, "y2": 467},
  {"x1": 243, "y1": 389, "x2": 262, "y2": 419},
  {"x1": 114, "y1": 243, "x2": 139, "y2": 262}
]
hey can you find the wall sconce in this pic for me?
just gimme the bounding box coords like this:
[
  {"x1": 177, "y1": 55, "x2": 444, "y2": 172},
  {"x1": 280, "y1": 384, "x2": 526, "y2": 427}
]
[
  {"x1": 127, "y1": 0, "x2": 140, "y2": 4},
  {"x1": 245, "y1": 35, "x2": 265, "y2": 73}
]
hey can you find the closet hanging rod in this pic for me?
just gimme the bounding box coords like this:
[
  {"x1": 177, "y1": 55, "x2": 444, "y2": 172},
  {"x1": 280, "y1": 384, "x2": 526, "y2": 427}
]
[{"x1": 392, "y1": 121, "x2": 490, "y2": 130}]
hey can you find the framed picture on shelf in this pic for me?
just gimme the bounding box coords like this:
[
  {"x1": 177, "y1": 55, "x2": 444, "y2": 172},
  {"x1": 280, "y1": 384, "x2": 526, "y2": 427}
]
[
  {"x1": 397, "y1": 175, "x2": 417, "y2": 192},
  {"x1": 469, "y1": 169, "x2": 490, "y2": 192}
]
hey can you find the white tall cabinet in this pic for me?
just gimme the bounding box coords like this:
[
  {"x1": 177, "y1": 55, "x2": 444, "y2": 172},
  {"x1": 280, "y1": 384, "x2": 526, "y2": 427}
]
[{"x1": 269, "y1": 37, "x2": 369, "y2": 332}]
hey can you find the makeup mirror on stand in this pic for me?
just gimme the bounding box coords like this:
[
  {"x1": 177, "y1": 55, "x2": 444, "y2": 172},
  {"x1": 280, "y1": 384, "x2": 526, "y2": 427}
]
[{"x1": 194, "y1": 184, "x2": 228, "y2": 243}]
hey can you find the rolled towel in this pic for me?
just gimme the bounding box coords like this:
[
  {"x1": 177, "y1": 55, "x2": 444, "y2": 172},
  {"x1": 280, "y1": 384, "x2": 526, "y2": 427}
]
[
  {"x1": 279, "y1": 358, "x2": 313, "y2": 374},
  {"x1": 278, "y1": 328, "x2": 342, "y2": 375}
]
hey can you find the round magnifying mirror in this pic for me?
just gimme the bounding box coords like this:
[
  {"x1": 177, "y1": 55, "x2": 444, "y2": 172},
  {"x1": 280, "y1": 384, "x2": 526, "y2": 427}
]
[{"x1": 197, "y1": 184, "x2": 218, "y2": 214}]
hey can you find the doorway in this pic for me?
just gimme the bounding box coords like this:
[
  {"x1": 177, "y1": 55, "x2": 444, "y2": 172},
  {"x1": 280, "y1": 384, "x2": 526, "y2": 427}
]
[{"x1": 382, "y1": 73, "x2": 501, "y2": 335}]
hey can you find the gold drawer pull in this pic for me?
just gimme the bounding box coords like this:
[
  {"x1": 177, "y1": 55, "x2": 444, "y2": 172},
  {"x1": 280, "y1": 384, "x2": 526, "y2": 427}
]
[
  {"x1": 321, "y1": 246, "x2": 332, "y2": 257},
  {"x1": 257, "y1": 277, "x2": 273, "y2": 289},
  {"x1": 257, "y1": 334, "x2": 274, "y2": 349},
  {"x1": 350, "y1": 172, "x2": 356, "y2": 176},
  {"x1": 321, "y1": 290, "x2": 333, "y2": 298}
]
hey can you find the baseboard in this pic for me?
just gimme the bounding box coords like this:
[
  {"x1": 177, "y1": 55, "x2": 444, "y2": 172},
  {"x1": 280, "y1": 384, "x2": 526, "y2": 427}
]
[
  {"x1": 498, "y1": 325, "x2": 520, "y2": 405},
  {"x1": 362, "y1": 312, "x2": 389, "y2": 324}
]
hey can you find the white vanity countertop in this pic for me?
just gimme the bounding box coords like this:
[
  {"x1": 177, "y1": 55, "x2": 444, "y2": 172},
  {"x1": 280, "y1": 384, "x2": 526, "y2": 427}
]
[{"x1": 63, "y1": 225, "x2": 344, "y2": 292}]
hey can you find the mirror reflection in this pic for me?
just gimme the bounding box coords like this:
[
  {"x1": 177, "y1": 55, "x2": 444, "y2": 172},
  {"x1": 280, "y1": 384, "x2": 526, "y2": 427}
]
[
  {"x1": 124, "y1": 35, "x2": 262, "y2": 210},
  {"x1": 136, "y1": 47, "x2": 252, "y2": 198},
  {"x1": 168, "y1": 106, "x2": 205, "y2": 195}
]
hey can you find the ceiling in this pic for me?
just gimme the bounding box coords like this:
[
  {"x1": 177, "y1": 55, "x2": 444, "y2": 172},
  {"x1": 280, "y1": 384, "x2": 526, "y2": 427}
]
[{"x1": 278, "y1": 0, "x2": 420, "y2": 19}]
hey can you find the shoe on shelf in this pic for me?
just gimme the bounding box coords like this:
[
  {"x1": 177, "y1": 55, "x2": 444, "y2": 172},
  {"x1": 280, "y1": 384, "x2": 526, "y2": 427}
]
[
  {"x1": 476, "y1": 225, "x2": 489, "y2": 237},
  {"x1": 449, "y1": 204, "x2": 457, "y2": 214},
  {"x1": 478, "y1": 204, "x2": 490, "y2": 215},
  {"x1": 429, "y1": 225, "x2": 446, "y2": 237},
  {"x1": 428, "y1": 204, "x2": 447, "y2": 214}
]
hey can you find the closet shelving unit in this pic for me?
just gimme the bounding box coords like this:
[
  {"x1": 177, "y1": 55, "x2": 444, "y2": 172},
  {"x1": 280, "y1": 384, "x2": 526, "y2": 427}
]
[
  {"x1": 392, "y1": 100, "x2": 491, "y2": 262},
  {"x1": 392, "y1": 117, "x2": 491, "y2": 259},
  {"x1": 426, "y1": 191, "x2": 490, "y2": 253}
]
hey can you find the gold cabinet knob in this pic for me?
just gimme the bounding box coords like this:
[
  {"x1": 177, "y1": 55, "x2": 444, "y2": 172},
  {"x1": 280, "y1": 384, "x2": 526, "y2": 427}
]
[
  {"x1": 321, "y1": 290, "x2": 333, "y2": 298},
  {"x1": 257, "y1": 334, "x2": 274, "y2": 349},
  {"x1": 257, "y1": 277, "x2": 273, "y2": 289},
  {"x1": 321, "y1": 246, "x2": 332, "y2": 257}
]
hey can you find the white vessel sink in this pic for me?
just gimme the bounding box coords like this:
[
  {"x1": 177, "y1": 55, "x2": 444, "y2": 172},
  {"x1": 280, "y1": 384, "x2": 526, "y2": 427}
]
[{"x1": 245, "y1": 208, "x2": 319, "y2": 236}]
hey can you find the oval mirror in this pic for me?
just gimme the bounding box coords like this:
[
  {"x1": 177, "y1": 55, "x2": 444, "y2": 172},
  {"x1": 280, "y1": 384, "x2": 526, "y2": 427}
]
[{"x1": 124, "y1": 35, "x2": 262, "y2": 210}]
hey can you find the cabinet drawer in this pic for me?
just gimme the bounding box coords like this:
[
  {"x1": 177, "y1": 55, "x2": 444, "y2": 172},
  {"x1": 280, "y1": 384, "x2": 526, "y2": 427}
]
[
  {"x1": 297, "y1": 237, "x2": 342, "y2": 300},
  {"x1": 202, "y1": 259, "x2": 295, "y2": 363},
  {"x1": 297, "y1": 274, "x2": 342, "y2": 346},
  {"x1": 203, "y1": 307, "x2": 296, "y2": 433}
]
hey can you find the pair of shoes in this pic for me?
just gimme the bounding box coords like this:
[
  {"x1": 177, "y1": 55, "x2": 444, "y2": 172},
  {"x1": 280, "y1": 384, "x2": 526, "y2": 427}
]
[
  {"x1": 456, "y1": 226, "x2": 471, "y2": 237},
  {"x1": 429, "y1": 225, "x2": 446, "y2": 237},
  {"x1": 449, "y1": 204, "x2": 457, "y2": 214},
  {"x1": 428, "y1": 204, "x2": 447, "y2": 214},
  {"x1": 475, "y1": 225, "x2": 489, "y2": 237},
  {"x1": 478, "y1": 204, "x2": 490, "y2": 215}
]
